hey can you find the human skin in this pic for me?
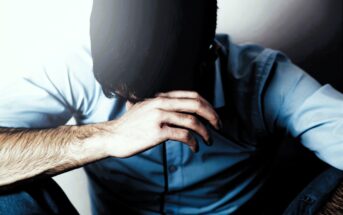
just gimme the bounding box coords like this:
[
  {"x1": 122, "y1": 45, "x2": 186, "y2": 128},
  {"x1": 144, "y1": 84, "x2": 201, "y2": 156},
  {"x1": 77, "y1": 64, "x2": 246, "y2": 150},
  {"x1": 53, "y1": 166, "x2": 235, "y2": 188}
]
[{"x1": 0, "y1": 91, "x2": 221, "y2": 188}]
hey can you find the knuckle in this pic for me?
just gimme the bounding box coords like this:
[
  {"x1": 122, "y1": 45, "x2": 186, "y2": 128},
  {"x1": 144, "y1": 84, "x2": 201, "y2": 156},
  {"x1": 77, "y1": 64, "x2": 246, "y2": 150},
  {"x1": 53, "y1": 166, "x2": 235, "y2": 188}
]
[
  {"x1": 153, "y1": 109, "x2": 164, "y2": 120},
  {"x1": 149, "y1": 110, "x2": 162, "y2": 124},
  {"x1": 158, "y1": 97, "x2": 167, "y2": 104},
  {"x1": 181, "y1": 130, "x2": 191, "y2": 141},
  {"x1": 151, "y1": 98, "x2": 164, "y2": 107},
  {"x1": 140, "y1": 99, "x2": 152, "y2": 108},
  {"x1": 187, "y1": 116, "x2": 198, "y2": 127},
  {"x1": 194, "y1": 99, "x2": 203, "y2": 109}
]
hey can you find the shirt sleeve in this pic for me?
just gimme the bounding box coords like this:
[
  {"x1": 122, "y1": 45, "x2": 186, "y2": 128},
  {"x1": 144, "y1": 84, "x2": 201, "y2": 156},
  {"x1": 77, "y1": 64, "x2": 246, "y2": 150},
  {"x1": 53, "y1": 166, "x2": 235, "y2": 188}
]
[{"x1": 263, "y1": 54, "x2": 343, "y2": 170}]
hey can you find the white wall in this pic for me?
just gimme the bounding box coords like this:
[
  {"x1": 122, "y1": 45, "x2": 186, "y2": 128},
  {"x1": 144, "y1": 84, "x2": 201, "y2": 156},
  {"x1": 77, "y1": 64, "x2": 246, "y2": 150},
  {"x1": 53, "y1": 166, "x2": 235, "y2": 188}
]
[
  {"x1": 54, "y1": 169, "x2": 92, "y2": 215},
  {"x1": 216, "y1": 0, "x2": 342, "y2": 61}
]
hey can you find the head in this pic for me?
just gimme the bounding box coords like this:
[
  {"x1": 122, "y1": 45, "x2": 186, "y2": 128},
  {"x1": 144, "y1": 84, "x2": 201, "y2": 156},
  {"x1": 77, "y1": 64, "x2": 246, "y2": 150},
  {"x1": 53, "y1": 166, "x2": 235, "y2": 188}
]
[{"x1": 90, "y1": 0, "x2": 218, "y2": 102}]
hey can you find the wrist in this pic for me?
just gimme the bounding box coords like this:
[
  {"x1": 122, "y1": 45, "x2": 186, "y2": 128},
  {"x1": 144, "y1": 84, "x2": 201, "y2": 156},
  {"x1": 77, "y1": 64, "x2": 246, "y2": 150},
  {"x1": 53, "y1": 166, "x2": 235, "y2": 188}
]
[{"x1": 68, "y1": 124, "x2": 110, "y2": 165}]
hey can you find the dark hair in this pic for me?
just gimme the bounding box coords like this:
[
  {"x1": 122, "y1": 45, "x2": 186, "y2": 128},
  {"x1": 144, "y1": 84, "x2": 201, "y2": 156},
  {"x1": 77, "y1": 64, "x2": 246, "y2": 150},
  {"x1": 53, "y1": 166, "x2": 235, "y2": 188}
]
[{"x1": 91, "y1": 0, "x2": 218, "y2": 102}]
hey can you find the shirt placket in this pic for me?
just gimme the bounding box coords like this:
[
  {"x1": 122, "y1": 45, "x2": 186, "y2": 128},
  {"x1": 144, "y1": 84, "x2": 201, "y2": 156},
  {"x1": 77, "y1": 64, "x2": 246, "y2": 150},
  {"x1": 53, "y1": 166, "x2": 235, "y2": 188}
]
[{"x1": 164, "y1": 140, "x2": 184, "y2": 215}]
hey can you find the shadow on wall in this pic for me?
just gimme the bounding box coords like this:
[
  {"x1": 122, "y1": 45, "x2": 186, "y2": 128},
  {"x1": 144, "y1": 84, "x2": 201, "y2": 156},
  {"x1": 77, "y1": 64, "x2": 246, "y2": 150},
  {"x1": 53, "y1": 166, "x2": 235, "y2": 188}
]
[{"x1": 217, "y1": 0, "x2": 342, "y2": 91}]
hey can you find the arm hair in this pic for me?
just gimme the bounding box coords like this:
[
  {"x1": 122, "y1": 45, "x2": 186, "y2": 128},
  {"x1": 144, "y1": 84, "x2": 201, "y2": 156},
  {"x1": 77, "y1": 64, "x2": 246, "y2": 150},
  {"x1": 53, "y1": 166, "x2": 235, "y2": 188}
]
[{"x1": 0, "y1": 124, "x2": 108, "y2": 189}]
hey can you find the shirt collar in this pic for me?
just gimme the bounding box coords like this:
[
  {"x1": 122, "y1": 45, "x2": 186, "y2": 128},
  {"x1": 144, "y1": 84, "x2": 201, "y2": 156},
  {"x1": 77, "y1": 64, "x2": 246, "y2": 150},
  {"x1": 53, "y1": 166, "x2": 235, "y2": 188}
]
[{"x1": 212, "y1": 39, "x2": 227, "y2": 109}]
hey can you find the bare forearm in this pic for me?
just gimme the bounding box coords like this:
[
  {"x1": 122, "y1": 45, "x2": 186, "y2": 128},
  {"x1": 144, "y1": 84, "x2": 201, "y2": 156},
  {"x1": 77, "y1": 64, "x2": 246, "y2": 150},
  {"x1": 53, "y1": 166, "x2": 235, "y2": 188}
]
[
  {"x1": 0, "y1": 91, "x2": 222, "y2": 188},
  {"x1": 0, "y1": 124, "x2": 108, "y2": 187}
]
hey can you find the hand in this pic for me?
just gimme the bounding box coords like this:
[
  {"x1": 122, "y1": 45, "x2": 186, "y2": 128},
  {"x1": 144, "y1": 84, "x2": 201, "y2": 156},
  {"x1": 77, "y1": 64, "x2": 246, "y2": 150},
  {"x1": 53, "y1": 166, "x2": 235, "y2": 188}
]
[{"x1": 102, "y1": 91, "x2": 222, "y2": 158}]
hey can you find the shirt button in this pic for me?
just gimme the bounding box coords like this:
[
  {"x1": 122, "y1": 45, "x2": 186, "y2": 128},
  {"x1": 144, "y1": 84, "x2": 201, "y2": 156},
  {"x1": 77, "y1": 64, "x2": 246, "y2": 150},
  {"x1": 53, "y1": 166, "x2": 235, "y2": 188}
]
[
  {"x1": 303, "y1": 195, "x2": 315, "y2": 204},
  {"x1": 168, "y1": 165, "x2": 177, "y2": 173}
]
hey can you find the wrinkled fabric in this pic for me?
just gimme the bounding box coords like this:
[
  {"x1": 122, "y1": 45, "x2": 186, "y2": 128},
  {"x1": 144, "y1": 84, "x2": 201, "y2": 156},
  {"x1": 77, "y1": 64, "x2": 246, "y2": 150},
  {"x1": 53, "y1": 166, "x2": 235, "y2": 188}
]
[
  {"x1": 283, "y1": 168, "x2": 343, "y2": 215},
  {"x1": 0, "y1": 1, "x2": 342, "y2": 213},
  {"x1": 0, "y1": 179, "x2": 78, "y2": 215}
]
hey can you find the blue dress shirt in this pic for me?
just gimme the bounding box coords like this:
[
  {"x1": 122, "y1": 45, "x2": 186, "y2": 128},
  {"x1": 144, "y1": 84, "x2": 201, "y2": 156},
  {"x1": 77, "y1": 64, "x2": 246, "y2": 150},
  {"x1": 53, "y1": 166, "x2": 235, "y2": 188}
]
[
  {"x1": 0, "y1": 14, "x2": 342, "y2": 213},
  {"x1": 84, "y1": 36, "x2": 343, "y2": 214}
]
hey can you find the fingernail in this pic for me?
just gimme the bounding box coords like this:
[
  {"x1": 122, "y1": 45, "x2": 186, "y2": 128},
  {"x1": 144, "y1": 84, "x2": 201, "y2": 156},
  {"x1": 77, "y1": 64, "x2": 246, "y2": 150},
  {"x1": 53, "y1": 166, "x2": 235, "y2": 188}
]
[
  {"x1": 218, "y1": 119, "x2": 223, "y2": 130},
  {"x1": 207, "y1": 136, "x2": 213, "y2": 146}
]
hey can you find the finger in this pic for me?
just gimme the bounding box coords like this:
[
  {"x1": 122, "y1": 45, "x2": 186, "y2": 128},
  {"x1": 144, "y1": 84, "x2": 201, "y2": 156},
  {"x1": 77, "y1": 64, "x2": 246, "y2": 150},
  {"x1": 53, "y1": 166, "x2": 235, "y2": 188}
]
[
  {"x1": 156, "y1": 91, "x2": 222, "y2": 128},
  {"x1": 161, "y1": 126, "x2": 198, "y2": 152},
  {"x1": 156, "y1": 91, "x2": 200, "y2": 99},
  {"x1": 157, "y1": 91, "x2": 211, "y2": 108},
  {"x1": 151, "y1": 97, "x2": 221, "y2": 130},
  {"x1": 161, "y1": 111, "x2": 210, "y2": 144},
  {"x1": 156, "y1": 91, "x2": 214, "y2": 111}
]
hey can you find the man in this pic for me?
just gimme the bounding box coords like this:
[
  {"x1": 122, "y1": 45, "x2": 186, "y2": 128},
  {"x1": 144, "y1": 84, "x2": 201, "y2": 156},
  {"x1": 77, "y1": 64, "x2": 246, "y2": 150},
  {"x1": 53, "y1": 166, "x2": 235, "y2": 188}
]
[{"x1": 0, "y1": 0, "x2": 342, "y2": 214}]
